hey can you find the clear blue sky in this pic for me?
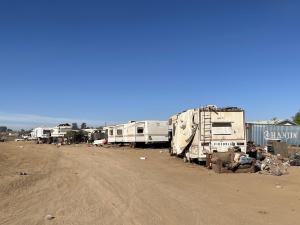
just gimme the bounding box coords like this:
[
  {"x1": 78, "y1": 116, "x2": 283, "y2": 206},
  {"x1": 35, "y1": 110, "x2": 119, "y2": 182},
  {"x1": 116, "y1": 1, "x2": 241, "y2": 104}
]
[{"x1": 1, "y1": 0, "x2": 299, "y2": 129}]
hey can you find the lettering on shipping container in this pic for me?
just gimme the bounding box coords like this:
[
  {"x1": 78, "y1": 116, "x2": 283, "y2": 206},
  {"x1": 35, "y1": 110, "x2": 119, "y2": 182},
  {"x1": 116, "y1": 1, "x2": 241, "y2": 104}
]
[{"x1": 264, "y1": 130, "x2": 298, "y2": 140}]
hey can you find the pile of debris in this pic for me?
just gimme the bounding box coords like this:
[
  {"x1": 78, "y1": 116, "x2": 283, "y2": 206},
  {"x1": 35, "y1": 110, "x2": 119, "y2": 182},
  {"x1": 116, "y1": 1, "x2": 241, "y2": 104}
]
[
  {"x1": 289, "y1": 153, "x2": 300, "y2": 166},
  {"x1": 258, "y1": 154, "x2": 289, "y2": 176},
  {"x1": 210, "y1": 145, "x2": 291, "y2": 176}
]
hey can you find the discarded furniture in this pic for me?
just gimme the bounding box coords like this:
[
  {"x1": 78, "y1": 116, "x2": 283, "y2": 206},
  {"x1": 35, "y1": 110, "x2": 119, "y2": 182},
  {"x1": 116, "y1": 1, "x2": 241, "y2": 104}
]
[{"x1": 210, "y1": 151, "x2": 256, "y2": 173}]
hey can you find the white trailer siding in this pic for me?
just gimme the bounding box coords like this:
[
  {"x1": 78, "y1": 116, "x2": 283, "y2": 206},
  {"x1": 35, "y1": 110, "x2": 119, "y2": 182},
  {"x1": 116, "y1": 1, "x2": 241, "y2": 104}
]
[
  {"x1": 123, "y1": 123, "x2": 130, "y2": 143},
  {"x1": 115, "y1": 124, "x2": 124, "y2": 143},
  {"x1": 145, "y1": 121, "x2": 169, "y2": 142},
  {"x1": 123, "y1": 121, "x2": 168, "y2": 144},
  {"x1": 123, "y1": 122, "x2": 145, "y2": 143},
  {"x1": 105, "y1": 126, "x2": 116, "y2": 143},
  {"x1": 31, "y1": 127, "x2": 51, "y2": 139}
]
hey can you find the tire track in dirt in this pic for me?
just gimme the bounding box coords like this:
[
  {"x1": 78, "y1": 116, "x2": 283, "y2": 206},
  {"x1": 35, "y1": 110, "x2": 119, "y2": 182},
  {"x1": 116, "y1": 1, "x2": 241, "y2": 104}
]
[{"x1": 2, "y1": 142, "x2": 300, "y2": 225}]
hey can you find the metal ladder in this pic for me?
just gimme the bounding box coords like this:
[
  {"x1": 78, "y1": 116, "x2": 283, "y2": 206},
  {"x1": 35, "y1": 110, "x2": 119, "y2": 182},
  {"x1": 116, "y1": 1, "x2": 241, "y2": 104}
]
[{"x1": 202, "y1": 107, "x2": 212, "y2": 153}]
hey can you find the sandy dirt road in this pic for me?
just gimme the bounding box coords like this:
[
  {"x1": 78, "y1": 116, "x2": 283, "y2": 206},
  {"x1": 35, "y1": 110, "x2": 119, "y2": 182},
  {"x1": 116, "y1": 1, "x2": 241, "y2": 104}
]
[{"x1": 1, "y1": 141, "x2": 300, "y2": 225}]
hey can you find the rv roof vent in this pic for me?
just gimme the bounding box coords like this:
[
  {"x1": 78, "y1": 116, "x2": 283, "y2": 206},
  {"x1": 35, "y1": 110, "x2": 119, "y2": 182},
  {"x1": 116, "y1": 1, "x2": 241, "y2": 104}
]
[
  {"x1": 206, "y1": 105, "x2": 217, "y2": 109},
  {"x1": 128, "y1": 120, "x2": 136, "y2": 123}
]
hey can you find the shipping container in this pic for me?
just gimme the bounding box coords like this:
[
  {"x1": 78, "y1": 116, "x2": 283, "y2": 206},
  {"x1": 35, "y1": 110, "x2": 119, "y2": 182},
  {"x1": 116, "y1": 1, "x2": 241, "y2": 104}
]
[{"x1": 246, "y1": 123, "x2": 300, "y2": 146}]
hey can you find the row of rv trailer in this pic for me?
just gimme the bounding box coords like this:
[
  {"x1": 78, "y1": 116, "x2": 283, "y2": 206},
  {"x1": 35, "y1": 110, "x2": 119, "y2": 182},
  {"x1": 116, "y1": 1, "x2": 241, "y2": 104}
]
[
  {"x1": 30, "y1": 105, "x2": 247, "y2": 161},
  {"x1": 106, "y1": 105, "x2": 246, "y2": 161},
  {"x1": 31, "y1": 123, "x2": 73, "y2": 143}
]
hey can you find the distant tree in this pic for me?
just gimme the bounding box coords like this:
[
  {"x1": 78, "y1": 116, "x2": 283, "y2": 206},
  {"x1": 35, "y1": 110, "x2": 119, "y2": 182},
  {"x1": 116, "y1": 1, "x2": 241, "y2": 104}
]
[
  {"x1": 271, "y1": 117, "x2": 279, "y2": 123},
  {"x1": 65, "y1": 130, "x2": 88, "y2": 144},
  {"x1": 80, "y1": 123, "x2": 87, "y2": 129},
  {"x1": 0, "y1": 126, "x2": 7, "y2": 132},
  {"x1": 72, "y1": 123, "x2": 79, "y2": 130},
  {"x1": 293, "y1": 111, "x2": 300, "y2": 125}
]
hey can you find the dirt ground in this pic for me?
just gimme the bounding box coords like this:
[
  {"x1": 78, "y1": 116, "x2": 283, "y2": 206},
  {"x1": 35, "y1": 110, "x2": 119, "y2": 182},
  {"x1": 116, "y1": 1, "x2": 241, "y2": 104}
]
[{"x1": 1, "y1": 142, "x2": 300, "y2": 225}]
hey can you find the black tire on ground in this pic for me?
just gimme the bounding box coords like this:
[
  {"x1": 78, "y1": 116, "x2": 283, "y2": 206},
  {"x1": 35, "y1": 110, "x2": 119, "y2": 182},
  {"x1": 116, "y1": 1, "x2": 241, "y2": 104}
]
[{"x1": 130, "y1": 142, "x2": 137, "y2": 148}]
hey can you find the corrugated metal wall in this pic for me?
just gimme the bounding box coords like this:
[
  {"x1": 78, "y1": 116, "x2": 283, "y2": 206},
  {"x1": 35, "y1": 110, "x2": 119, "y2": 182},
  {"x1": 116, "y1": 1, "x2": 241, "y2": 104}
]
[{"x1": 246, "y1": 124, "x2": 300, "y2": 146}]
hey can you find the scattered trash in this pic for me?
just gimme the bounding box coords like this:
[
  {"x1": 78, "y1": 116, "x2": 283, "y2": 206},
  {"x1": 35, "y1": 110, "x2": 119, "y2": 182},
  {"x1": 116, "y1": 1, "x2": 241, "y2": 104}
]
[
  {"x1": 159, "y1": 150, "x2": 163, "y2": 153},
  {"x1": 140, "y1": 157, "x2": 147, "y2": 160},
  {"x1": 17, "y1": 146, "x2": 24, "y2": 149},
  {"x1": 45, "y1": 214, "x2": 55, "y2": 220},
  {"x1": 276, "y1": 185, "x2": 282, "y2": 189},
  {"x1": 289, "y1": 153, "x2": 300, "y2": 166},
  {"x1": 93, "y1": 139, "x2": 107, "y2": 146},
  {"x1": 15, "y1": 138, "x2": 24, "y2": 142},
  {"x1": 19, "y1": 172, "x2": 28, "y2": 175},
  {"x1": 257, "y1": 210, "x2": 268, "y2": 215},
  {"x1": 259, "y1": 154, "x2": 289, "y2": 176},
  {"x1": 57, "y1": 143, "x2": 61, "y2": 148}
]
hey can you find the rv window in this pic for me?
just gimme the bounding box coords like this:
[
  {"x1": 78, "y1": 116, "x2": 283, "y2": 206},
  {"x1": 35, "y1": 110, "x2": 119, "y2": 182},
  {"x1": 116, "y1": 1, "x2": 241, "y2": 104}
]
[
  {"x1": 212, "y1": 122, "x2": 232, "y2": 135},
  {"x1": 212, "y1": 122, "x2": 232, "y2": 127},
  {"x1": 43, "y1": 130, "x2": 51, "y2": 135},
  {"x1": 137, "y1": 127, "x2": 144, "y2": 134},
  {"x1": 109, "y1": 129, "x2": 114, "y2": 135},
  {"x1": 117, "y1": 129, "x2": 122, "y2": 135}
]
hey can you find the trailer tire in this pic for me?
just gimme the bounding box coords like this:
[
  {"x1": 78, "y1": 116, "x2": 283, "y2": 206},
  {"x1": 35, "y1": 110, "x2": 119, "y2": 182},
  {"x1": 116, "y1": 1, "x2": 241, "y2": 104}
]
[
  {"x1": 130, "y1": 142, "x2": 136, "y2": 148},
  {"x1": 183, "y1": 157, "x2": 188, "y2": 163}
]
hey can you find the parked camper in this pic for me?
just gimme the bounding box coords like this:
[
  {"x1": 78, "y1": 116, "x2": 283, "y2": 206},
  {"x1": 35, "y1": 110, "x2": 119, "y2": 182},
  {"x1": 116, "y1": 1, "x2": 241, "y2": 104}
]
[
  {"x1": 51, "y1": 123, "x2": 72, "y2": 143},
  {"x1": 169, "y1": 105, "x2": 246, "y2": 161},
  {"x1": 123, "y1": 120, "x2": 169, "y2": 147},
  {"x1": 31, "y1": 127, "x2": 52, "y2": 144}
]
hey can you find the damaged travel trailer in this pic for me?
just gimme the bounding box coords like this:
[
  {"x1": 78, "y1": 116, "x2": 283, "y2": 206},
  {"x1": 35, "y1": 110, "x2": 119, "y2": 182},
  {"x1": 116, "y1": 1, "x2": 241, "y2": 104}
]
[
  {"x1": 169, "y1": 105, "x2": 246, "y2": 161},
  {"x1": 123, "y1": 120, "x2": 169, "y2": 147},
  {"x1": 31, "y1": 127, "x2": 52, "y2": 143}
]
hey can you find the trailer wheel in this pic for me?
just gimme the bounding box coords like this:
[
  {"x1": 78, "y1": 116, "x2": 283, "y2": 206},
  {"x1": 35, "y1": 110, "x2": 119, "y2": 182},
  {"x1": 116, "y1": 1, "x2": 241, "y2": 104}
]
[
  {"x1": 169, "y1": 148, "x2": 173, "y2": 156},
  {"x1": 130, "y1": 142, "x2": 136, "y2": 148},
  {"x1": 184, "y1": 154, "x2": 192, "y2": 163}
]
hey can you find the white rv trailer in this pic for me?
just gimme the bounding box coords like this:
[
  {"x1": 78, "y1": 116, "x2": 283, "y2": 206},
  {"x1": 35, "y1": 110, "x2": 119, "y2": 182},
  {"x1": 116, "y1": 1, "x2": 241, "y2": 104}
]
[
  {"x1": 169, "y1": 105, "x2": 246, "y2": 161},
  {"x1": 123, "y1": 120, "x2": 169, "y2": 147},
  {"x1": 51, "y1": 123, "x2": 72, "y2": 138},
  {"x1": 104, "y1": 124, "x2": 125, "y2": 144},
  {"x1": 31, "y1": 127, "x2": 52, "y2": 143},
  {"x1": 105, "y1": 125, "x2": 116, "y2": 143}
]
